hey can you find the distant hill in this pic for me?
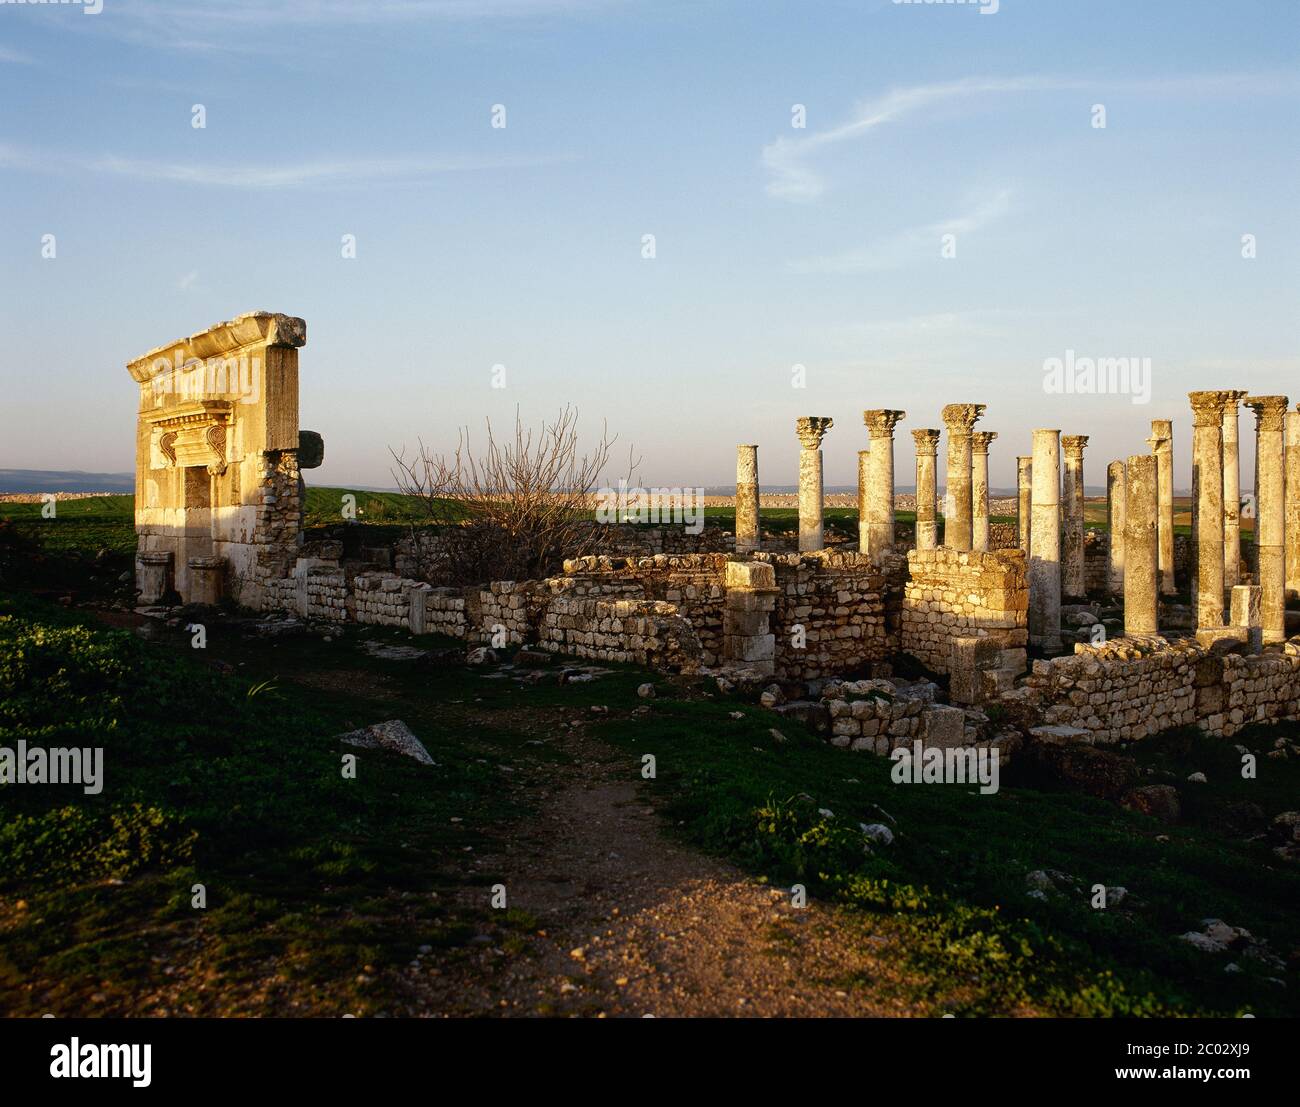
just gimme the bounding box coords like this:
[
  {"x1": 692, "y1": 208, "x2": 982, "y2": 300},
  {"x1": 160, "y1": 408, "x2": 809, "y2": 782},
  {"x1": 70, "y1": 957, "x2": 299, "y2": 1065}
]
[{"x1": 0, "y1": 469, "x2": 134, "y2": 493}]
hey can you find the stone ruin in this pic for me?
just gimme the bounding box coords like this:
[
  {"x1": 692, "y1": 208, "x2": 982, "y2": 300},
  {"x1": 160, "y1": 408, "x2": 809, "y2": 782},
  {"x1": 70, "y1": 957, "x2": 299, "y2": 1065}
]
[
  {"x1": 128, "y1": 312, "x2": 323, "y2": 609},
  {"x1": 126, "y1": 313, "x2": 1300, "y2": 753}
]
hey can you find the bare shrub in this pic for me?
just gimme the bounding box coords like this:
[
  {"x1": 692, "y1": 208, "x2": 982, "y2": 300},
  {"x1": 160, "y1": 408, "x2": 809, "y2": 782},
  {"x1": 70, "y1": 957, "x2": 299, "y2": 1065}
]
[{"x1": 390, "y1": 406, "x2": 636, "y2": 585}]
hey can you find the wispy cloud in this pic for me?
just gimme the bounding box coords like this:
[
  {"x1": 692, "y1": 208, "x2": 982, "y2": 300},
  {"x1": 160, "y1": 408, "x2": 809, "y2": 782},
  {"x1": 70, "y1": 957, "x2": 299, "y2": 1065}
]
[
  {"x1": 0, "y1": 143, "x2": 572, "y2": 189},
  {"x1": 789, "y1": 187, "x2": 1012, "y2": 274},
  {"x1": 763, "y1": 73, "x2": 1300, "y2": 202},
  {"x1": 0, "y1": 45, "x2": 35, "y2": 65},
  {"x1": 177, "y1": 270, "x2": 199, "y2": 290}
]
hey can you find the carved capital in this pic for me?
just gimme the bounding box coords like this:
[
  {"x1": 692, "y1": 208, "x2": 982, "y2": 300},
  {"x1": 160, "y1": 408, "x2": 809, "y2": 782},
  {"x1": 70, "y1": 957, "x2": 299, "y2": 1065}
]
[
  {"x1": 1220, "y1": 389, "x2": 1249, "y2": 416},
  {"x1": 971, "y1": 431, "x2": 998, "y2": 454},
  {"x1": 911, "y1": 428, "x2": 941, "y2": 454},
  {"x1": 1061, "y1": 434, "x2": 1089, "y2": 458},
  {"x1": 1190, "y1": 390, "x2": 1237, "y2": 426},
  {"x1": 940, "y1": 403, "x2": 985, "y2": 434},
  {"x1": 1244, "y1": 395, "x2": 1290, "y2": 433},
  {"x1": 796, "y1": 416, "x2": 833, "y2": 450},
  {"x1": 863, "y1": 409, "x2": 906, "y2": 438}
]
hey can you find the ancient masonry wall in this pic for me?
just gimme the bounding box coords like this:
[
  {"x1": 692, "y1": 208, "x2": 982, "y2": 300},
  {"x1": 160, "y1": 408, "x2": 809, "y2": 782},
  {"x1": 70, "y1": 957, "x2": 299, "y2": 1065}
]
[
  {"x1": 901, "y1": 548, "x2": 1028, "y2": 674},
  {"x1": 1016, "y1": 636, "x2": 1300, "y2": 742},
  {"x1": 759, "y1": 551, "x2": 891, "y2": 680}
]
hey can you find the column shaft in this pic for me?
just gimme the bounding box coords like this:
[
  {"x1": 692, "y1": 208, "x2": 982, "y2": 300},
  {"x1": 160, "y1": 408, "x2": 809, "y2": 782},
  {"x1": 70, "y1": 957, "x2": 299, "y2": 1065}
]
[
  {"x1": 1017, "y1": 456, "x2": 1032, "y2": 557},
  {"x1": 1123, "y1": 453, "x2": 1158, "y2": 635},
  {"x1": 1107, "y1": 459, "x2": 1126, "y2": 596},
  {"x1": 1061, "y1": 436, "x2": 1089, "y2": 598},
  {"x1": 796, "y1": 417, "x2": 833, "y2": 553},
  {"x1": 1029, "y1": 429, "x2": 1062, "y2": 654},
  {"x1": 1221, "y1": 392, "x2": 1248, "y2": 587},
  {"x1": 912, "y1": 429, "x2": 940, "y2": 551},
  {"x1": 941, "y1": 404, "x2": 985, "y2": 551},
  {"x1": 971, "y1": 431, "x2": 996, "y2": 552},
  {"x1": 1190, "y1": 392, "x2": 1229, "y2": 636},
  {"x1": 1245, "y1": 396, "x2": 1288, "y2": 643},
  {"x1": 863, "y1": 410, "x2": 905, "y2": 561},
  {"x1": 1286, "y1": 409, "x2": 1300, "y2": 601},
  {"x1": 1148, "y1": 421, "x2": 1176, "y2": 595},
  {"x1": 735, "y1": 444, "x2": 759, "y2": 553}
]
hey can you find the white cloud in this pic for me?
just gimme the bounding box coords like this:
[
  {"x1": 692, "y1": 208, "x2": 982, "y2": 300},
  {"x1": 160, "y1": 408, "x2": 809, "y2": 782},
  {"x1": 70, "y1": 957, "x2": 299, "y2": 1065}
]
[
  {"x1": 177, "y1": 270, "x2": 199, "y2": 290},
  {"x1": 763, "y1": 73, "x2": 1300, "y2": 202},
  {"x1": 789, "y1": 187, "x2": 1012, "y2": 274}
]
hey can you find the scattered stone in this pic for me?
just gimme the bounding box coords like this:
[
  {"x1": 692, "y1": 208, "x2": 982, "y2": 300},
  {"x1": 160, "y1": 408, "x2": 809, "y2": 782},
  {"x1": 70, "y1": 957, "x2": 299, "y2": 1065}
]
[
  {"x1": 1186, "y1": 771, "x2": 1207, "y2": 783},
  {"x1": 637, "y1": 683, "x2": 656, "y2": 699},
  {"x1": 466, "y1": 646, "x2": 498, "y2": 666},
  {"x1": 859, "y1": 823, "x2": 894, "y2": 846},
  {"x1": 336, "y1": 720, "x2": 435, "y2": 766},
  {"x1": 1121, "y1": 784, "x2": 1181, "y2": 824}
]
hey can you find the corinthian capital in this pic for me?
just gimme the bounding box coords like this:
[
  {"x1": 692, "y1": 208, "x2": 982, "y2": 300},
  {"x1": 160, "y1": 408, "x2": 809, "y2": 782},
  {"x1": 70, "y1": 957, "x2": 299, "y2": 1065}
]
[
  {"x1": 1189, "y1": 390, "x2": 1237, "y2": 427},
  {"x1": 863, "y1": 409, "x2": 906, "y2": 438},
  {"x1": 1061, "y1": 434, "x2": 1089, "y2": 458},
  {"x1": 1244, "y1": 395, "x2": 1290, "y2": 432},
  {"x1": 796, "y1": 416, "x2": 833, "y2": 450},
  {"x1": 941, "y1": 403, "x2": 985, "y2": 434},
  {"x1": 971, "y1": 431, "x2": 998, "y2": 454},
  {"x1": 911, "y1": 428, "x2": 940, "y2": 454}
]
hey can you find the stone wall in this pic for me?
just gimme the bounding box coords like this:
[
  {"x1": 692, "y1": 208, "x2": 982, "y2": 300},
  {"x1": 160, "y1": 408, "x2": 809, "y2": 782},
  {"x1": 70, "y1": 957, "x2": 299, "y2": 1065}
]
[
  {"x1": 901, "y1": 547, "x2": 1028, "y2": 674},
  {"x1": 1014, "y1": 636, "x2": 1300, "y2": 743}
]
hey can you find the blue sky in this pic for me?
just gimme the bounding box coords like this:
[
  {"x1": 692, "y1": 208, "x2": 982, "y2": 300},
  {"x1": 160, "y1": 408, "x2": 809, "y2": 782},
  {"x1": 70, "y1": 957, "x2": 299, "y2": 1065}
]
[{"x1": 1, "y1": 0, "x2": 1297, "y2": 491}]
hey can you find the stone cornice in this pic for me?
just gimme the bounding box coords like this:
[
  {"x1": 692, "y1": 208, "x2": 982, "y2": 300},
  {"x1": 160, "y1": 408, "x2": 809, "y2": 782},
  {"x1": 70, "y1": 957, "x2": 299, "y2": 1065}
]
[{"x1": 127, "y1": 311, "x2": 306, "y2": 383}]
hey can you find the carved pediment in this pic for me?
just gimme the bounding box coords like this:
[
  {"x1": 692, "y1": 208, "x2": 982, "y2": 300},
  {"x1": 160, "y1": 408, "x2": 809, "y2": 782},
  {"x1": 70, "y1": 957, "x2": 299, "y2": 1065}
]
[{"x1": 146, "y1": 401, "x2": 233, "y2": 475}]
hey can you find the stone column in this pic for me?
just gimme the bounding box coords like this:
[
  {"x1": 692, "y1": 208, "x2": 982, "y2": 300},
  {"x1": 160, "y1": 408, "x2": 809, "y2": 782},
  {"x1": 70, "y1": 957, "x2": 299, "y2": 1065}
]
[
  {"x1": 735, "y1": 444, "x2": 760, "y2": 553},
  {"x1": 1107, "y1": 460, "x2": 1126, "y2": 596},
  {"x1": 1287, "y1": 407, "x2": 1300, "y2": 602},
  {"x1": 863, "y1": 409, "x2": 905, "y2": 561},
  {"x1": 971, "y1": 431, "x2": 996, "y2": 552},
  {"x1": 1061, "y1": 435, "x2": 1089, "y2": 599},
  {"x1": 1016, "y1": 456, "x2": 1032, "y2": 557},
  {"x1": 796, "y1": 416, "x2": 833, "y2": 553},
  {"x1": 941, "y1": 404, "x2": 985, "y2": 551},
  {"x1": 1244, "y1": 395, "x2": 1288, "y2": 644},
  {"x1": 1123, "y1": 454, "x2": 1157, "y2": 635},
  {"x1": 1190, "y1": 391, "x2": 1230, "y2": 637},
  {"x1": 1029, "y1": 429, "x2": 1062, "y2": 655},
  {"x1": 1221, "y1": 390, "x2": 1249, "y2": 588},
  {"x1": 857, "y1": 449, "x2": 870, "y2": 553},
  {"x1": 1147, "y1": 420, "x2": 1176, "y2": 595},
  {"x1": 912, "y1": 429, "x2": 941, "y2": 551}
]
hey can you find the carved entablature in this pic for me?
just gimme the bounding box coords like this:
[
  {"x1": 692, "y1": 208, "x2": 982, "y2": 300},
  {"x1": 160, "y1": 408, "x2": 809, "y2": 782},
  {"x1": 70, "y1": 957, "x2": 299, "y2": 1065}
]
[{"x1": 145, "y1": 401, "x2": 234, "y2": 475}]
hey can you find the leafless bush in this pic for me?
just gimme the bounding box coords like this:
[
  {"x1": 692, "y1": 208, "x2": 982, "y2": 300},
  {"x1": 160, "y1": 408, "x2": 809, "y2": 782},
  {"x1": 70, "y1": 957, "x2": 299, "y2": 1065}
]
[{"x1": 390, "y1": 406, "x2": 636, "y2": 585}]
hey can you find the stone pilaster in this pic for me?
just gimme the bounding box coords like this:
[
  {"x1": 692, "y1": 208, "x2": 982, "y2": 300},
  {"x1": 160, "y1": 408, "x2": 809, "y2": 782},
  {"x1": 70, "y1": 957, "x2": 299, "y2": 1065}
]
[
  {"x1": 941, "y1": 404, "x2": 985, "y2": 551},
  {"x1": 1016, "y1": 456, "x2": 1032, "y2": 557},
  {"x1": 1123, "y1": 453, "x2": 1157, "y2": 635},
  {"x1": 971, "y1": 431, "x2": 997, "y2": 552},
  {"x1": 912, "y1": 429, "x2": 941, "y2": 551},
  {"x1": 1244, "y1": 395, "x2": 1288, "y2": 644},
  {"x1": 1147, "y1": 420, "x2": 1176, "y2": 595},
  {"x1": 1220, "y1": 390, "x2": 1249, "y2": 588},
  {"x1": 1190, "y1": 391, "x2": 1231, "y2": 638},
  {"x1": 735, "y1": 444, "x2": 760, "y2": 553},
  {"x1": 1061, "y1": 435, "x2": 1089, "y2": 599},
  {"x1": 1029, "y1": 429, "x2": 1062, "y2": 655},
  {"x1": 796, "y1": 416, "x2": 833, "y2": 553},
  {"x1": 1107, "y1": 459, "x2": 1126, "y2": 595},
  {"x1": 863, "y1": 409, "x2": 905, "y2": 561},
  {"x1": 1287, "y1": 408, "x2": 1300, "y2": 602}
]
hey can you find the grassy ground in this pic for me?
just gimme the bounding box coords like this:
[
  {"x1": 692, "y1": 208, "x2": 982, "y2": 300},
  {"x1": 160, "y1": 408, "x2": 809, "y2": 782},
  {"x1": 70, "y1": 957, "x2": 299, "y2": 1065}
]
[{"x1": 1, "y1": 584, "x2": 1297, "y2": 1016}]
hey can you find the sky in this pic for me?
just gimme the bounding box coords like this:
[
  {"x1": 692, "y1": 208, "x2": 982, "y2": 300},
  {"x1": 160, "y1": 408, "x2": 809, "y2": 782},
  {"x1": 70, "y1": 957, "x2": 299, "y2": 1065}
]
[{"x1": 1, "y1": 0, "x2": 1297, "y2": 492}]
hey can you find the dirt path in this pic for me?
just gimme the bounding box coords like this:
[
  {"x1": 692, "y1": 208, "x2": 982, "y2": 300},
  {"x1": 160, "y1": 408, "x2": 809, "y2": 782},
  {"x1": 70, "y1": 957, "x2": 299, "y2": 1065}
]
[{"x1": 421, "y1": 727, "x2": 923, "y2": 1018}]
